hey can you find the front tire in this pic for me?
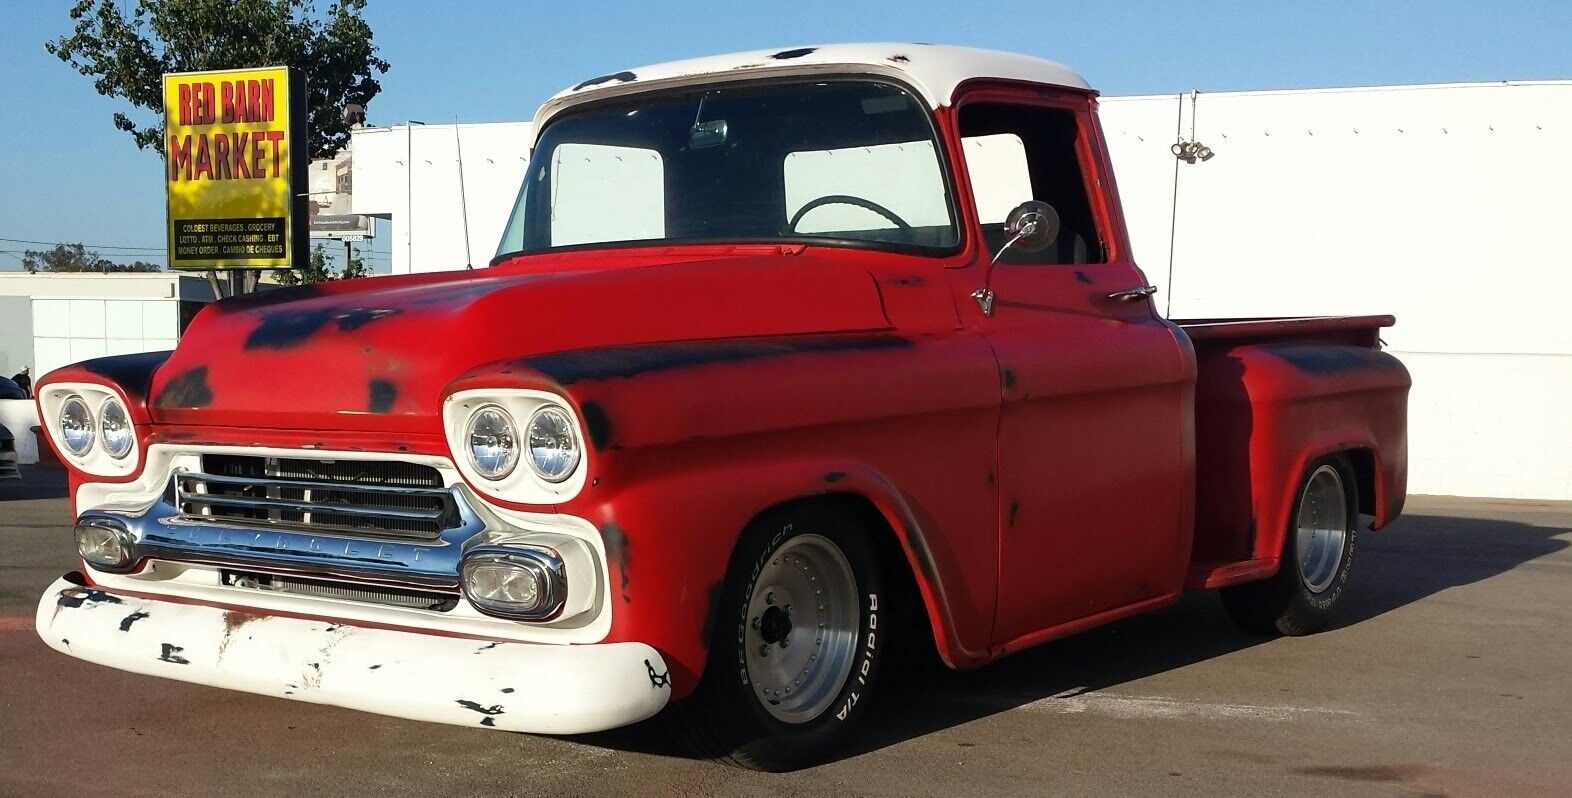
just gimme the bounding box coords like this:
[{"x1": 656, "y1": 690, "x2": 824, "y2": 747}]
[
  {"x1": 1221, "y1": 456, "x2": 1359, "y2": 636},
  {"x1": 677, "y1": 504, "x2": 886, "y2": 771}
]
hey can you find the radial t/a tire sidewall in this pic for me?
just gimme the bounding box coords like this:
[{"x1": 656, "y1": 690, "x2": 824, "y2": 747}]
[
  {"x1": 701, "y1": 506, "x2": 886, "y2": 771},
  {"x1": 1281, "y1": 456, "x2": 1360, "y2": 633}
]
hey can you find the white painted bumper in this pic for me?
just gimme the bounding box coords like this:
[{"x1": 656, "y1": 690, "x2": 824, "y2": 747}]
[{"x1": 35, "y1": 576, "x2": 671, "y2": 735}]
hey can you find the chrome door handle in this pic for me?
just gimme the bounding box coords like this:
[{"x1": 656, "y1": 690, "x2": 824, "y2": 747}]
[{"x1": 1106, "y1": 285, "x2": 1158, "y2": 301}]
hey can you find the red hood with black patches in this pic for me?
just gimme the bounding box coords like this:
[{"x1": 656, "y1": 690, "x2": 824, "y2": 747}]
[{"x1": 147, "y1": 251, "x2": 894, "y2": 433}]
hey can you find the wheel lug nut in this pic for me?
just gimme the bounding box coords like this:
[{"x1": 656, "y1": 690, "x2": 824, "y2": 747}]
[
  {"x1": 759, "y1": 644, "x2": 771, "y2": 656},
  {"x1": 751, "y1": 616, "x2": 761, "y2": 630},
  {"x1": 765, "y1": 591, "x2": 775, "y2": 605}
]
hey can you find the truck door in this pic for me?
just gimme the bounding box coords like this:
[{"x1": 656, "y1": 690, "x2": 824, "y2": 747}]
[{"x1": 953, "y1": 92, "x2": 1195, "y2": 647}]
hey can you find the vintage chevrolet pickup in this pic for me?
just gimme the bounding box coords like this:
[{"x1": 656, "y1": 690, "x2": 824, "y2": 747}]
[{"x1": 34, "y1": 44, "x2": 1408, "y2": 770}]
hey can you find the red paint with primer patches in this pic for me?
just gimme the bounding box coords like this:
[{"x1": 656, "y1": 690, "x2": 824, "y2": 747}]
[{"x1": 35, "y1": 60, "x2": 1409, "y2": 703}]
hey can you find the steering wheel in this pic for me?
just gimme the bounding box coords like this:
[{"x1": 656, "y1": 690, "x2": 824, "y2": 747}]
[{"x1": 788, "y1": 194, "x2": 912, "y2": 231}]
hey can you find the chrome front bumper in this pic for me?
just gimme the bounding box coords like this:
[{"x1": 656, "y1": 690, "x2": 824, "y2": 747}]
[{"x1": 36, "y1": 575, "x2": 671, "y2": 735}]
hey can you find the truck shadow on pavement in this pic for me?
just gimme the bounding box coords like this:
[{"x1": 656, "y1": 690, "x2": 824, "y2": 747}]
[{"x1": 585, "y1": 506, "x2": 1569, "y2": 766}]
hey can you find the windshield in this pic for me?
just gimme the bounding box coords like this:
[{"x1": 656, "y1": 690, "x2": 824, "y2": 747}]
[{"x1": 495, "y1": 79, "x2": 958, "y2": 258}]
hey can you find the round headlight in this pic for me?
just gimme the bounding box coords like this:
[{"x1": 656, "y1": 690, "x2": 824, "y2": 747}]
[
  {"x1": 466, "y1": 405, "x2": 519, "y2": 479},
  {"x1": 59, "y1": 395, "x2": 95, "y2": 456},
  {"x1": 526, "y1": 406, "x2": 581, "y2": 482},
  {"x1": 99, "y1": 397, "x2": 135, "y2": 460}
]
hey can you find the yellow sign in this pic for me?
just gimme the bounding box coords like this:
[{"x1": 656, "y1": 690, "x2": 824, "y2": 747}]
[{"x1": 164, "y1": 66, "x2": 307, "y2": 270}]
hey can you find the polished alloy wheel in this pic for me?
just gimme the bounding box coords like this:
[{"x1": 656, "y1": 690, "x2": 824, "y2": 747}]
[
  {"x1": 743, "y1": 533, "x2": 859, "y2": 724},
  {"x1": 1295, "y1": 464, "x2": 1349, "y2": 594}
]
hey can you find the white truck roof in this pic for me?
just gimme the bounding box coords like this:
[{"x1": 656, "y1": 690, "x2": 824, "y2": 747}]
[{"x1": 536, "y1": 43, "x2": 1091, "y2": 127}]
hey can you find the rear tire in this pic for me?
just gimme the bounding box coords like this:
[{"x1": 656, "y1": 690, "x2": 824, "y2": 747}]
[
  {"x1": 1221, "y1": 455, "x2": 1359, "y2": 636},
  {"x1": 674, "y1": 504, "x2": 886, "y2": 771}
]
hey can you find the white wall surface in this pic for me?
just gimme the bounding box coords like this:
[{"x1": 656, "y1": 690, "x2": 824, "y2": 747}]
[
  {"x1": 0, "y1": 274, "x2": 214, "y2": 379},
  {"x1": 351, "y1": 83, "x2": 1572, "y2": 500},
  {"x1": 1101, "y1": 82, "x2": 1572, "y2": 500},
  {"x1": 352, "y1": 123, "x2": 533, "y2": 274}
]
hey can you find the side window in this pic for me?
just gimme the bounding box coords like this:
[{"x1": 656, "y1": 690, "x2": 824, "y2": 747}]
[{"x1": 959, "y1": 103, "x2": 1106, "y2": 265}]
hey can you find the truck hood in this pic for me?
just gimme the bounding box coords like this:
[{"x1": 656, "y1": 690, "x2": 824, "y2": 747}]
[{"x1": 148, "y1": 252, "x2": 893, "y2": 432}]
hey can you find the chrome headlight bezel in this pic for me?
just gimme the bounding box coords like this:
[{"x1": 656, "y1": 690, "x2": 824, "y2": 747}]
[{"x1": 443, "y1": 389, "x2": 589, "y2": 503}]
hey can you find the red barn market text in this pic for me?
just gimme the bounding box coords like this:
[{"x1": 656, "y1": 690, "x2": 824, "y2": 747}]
[{"x1": 168, "y1": 78, "x2": 287, "y2": 181}]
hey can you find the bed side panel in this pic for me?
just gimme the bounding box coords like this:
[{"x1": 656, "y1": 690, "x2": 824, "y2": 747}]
[{"x1": 1193, "y1": 342, "x2": 1410, "y2": 565}]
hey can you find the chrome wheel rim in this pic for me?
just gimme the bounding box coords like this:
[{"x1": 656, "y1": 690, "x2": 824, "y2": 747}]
[
  {"x1": 1296, "y1": 465, "x2": 1349, "y2": 594},
  {"x1": 743, "y1": 533, "x2": 859, "y2": 724}
]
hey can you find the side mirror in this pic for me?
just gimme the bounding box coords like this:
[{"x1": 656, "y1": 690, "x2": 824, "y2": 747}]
[
  {"x1": 1002, "y1": 200, "x2": 1060, "y2": 255},
  {"x1": 972, "y1": 201, "x2": 1062, "y2": 317}
]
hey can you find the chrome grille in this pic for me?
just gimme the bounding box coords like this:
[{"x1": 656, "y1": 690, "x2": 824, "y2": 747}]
[{"x1": 175, "y1": 455, "x2": 460, "y2": 540}]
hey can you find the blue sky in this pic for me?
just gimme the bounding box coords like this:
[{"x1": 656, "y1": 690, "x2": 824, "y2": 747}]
[{"x1": 1, "y1": 0, "x2": 1568, "y2": 272}]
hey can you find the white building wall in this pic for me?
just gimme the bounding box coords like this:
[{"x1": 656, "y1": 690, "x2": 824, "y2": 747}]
[
  {"x1": 352, "y1": 123, "x2": 534, "y2": 274},
  {"x1": 1101, "y1": 82, "x2": 1572, "y2": 500},
  {"x1": 348, "y1": 82, "x2": 1572, "y2": 500}
]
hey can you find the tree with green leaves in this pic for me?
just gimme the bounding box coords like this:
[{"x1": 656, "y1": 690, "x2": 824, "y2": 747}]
[
  {"x1": 22, "y1": 244, "x2": 163, "y2": 274},
  {"x1": 46, "y1": 0, "x2": 389, "y2": 159},
  {"x1": 273, "y1": 243, "x2": 368, "y2": 284}
]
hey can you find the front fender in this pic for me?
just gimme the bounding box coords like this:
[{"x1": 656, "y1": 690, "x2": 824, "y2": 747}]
[{"x1": 584, "y1": 456, "x2": 990, "y2": 698}]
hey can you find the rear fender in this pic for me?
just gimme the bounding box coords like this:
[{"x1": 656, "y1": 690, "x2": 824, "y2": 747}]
[{"x1": 1199, "y1": 344, "x2": 1411, "y2": 564}]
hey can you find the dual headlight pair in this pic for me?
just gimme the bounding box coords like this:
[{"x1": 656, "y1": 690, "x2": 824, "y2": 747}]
[
  {"x1": 463, "y1": 403, "x2": 581, "y2": 483},
  {"x1": 57, "y1": 394, "x2": 136, "y2": 460}
]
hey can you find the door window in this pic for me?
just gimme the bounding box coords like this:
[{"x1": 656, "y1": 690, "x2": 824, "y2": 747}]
[{"x1": 959, "y1": 104, "x2": 1106, "y2": 265}]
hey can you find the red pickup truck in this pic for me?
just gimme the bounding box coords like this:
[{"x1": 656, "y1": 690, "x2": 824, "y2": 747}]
[{"x1": 34, "y1": 44, "x2": 1408, "y2": 770}]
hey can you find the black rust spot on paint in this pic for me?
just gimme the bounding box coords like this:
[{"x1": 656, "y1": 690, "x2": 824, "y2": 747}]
[
  {"x1": 159, "y1": 643, "x2": 191, "y2": 664},
  {"x1": 119, "y1": 611, "x2": 150, "y2": 632},
  {"x1": 824, "y1": 471, "x2": 847, "y2": 484},
  {"x1": 579, "y1": 401, "x2": 613, "y2": 450},
  {"x1": 601, "y1": 520, "x2": 632, "y2": 603},
  {"x1": 645, "y1": 659, "x2": 671, "y2": 688},
  {"x1": 58, "y1": 587, "x2": 124, "y2": 609},
  {"x1": 1074, "y1": 270, "x2": 1093, "y2": 285},
  {"x1": 80, "y1": 351, "x2": 172, "y2": 403},
  {"x1": 368, "y1": 379, "x2": 397, "y2": 413},
  {"x1": 573, "y1": 70, "x2": 637, "y2": 91},
  {"x1": 1002, "y1": 368, "x2": 1017, "y2": 391},
  {"x1": 475, "y1": 642, "x2": 500, "y2": 654},
  {"x1": 500, "y1": 687, "x2": 515, "y2": 694},
  {"x1": 456, "y1": 700, "x2": 505, "y2": 727},
  {"x1": 888, "y1": 54, "x2": 911, "y2": 63},
  {"x1": 771, "y1": 47, "x2": 817, "y2": 59},
  {"x1": 243, "y1": 307, "x2": 399, "y2": 350},
  {"x1": 154, "y1": 366, "x2": 213, "y2": 410},
  {"x1": 1271, "y1": 345, "x2": 1389, "y2": 376},
  {"x1": 1008, "y1": 500, "x2": 1020, "y2": 528},
  {"x1": 524, "y1": 335, "x2": 913, "y2": 386}
]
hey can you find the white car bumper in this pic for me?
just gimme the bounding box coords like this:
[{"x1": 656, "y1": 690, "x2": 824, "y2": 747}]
[{"x1": 35, "y1": 575, "x2": 672, "y2": 735}]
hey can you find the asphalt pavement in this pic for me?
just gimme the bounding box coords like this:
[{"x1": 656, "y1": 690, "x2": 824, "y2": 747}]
[{"x1": 2, "y1": 466, "x2": 1568, "y2": 797}]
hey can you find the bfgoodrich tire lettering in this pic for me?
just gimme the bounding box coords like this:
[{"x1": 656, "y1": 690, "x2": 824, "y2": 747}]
[{"x1": 676, "y1": 503, "x2": 886, "y2": 771}]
